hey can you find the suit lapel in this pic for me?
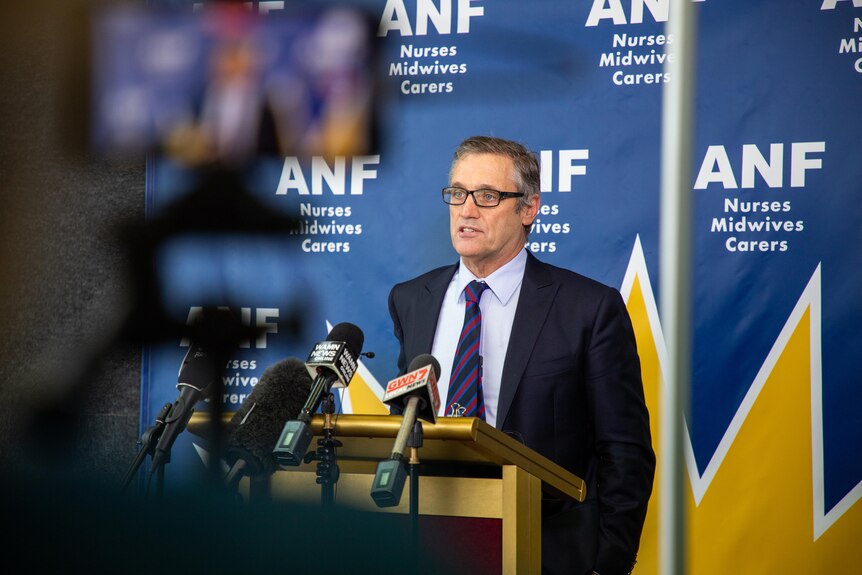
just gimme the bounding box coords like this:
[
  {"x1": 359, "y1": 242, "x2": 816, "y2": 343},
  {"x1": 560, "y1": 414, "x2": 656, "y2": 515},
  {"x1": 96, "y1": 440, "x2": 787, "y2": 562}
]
[
  {"x1": 495, "y1": 253, "x2": 557, "y2": 429},
  {"x1": 414, "y1": 264, "x2": 458, "y2": 358}
]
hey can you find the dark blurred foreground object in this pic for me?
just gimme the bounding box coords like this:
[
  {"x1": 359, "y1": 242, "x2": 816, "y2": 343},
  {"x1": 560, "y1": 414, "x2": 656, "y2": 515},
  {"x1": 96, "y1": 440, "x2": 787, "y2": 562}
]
[
  {"x1": 119, "y1": 167, "x2": 305, "y2": 346},
  {"x1": 0, "y1": 471, "x2": 450, "y2": 575},
  {"x1": 17, "y1": 168, "x2": 306, "y2": 486}
]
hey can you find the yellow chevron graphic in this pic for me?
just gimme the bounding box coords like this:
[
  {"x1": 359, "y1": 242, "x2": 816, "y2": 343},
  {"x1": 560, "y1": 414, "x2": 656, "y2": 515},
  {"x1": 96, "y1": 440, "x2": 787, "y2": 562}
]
[
  {"x1": 337, "y1": 236, "x2": 862, "y2": 572},
  {"x1": 622, "y1": 236, "x2": 862, "y2": 573},
  {"x1": 625, "y1": 269, "x2": 662, "y2": 573},
  {"x1": 342, "y1": 368, "x2": 389, "y2": 415}
]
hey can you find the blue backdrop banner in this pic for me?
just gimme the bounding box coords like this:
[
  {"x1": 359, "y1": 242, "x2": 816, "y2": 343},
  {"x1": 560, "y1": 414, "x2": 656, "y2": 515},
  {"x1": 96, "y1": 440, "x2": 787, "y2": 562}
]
[{"x1": 132, "y1": 1, "x2": 861, "y2": 571}]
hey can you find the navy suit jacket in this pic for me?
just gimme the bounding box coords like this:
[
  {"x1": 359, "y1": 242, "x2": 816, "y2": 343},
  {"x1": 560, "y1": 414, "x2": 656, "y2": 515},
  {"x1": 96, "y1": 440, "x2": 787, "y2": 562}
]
[{"x1": 388, "y1": 251, "x2": 655, "y2": 575}]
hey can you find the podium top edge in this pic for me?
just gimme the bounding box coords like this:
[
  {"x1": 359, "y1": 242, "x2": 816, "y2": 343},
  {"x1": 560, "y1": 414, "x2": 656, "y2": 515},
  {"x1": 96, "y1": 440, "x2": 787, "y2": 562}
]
[{"x1": 310, "y1": 414, "x2": 586, "y2": 502}]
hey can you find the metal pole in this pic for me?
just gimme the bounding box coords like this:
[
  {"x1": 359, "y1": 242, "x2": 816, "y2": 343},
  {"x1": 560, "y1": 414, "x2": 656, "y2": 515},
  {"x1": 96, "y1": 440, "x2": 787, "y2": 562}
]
[{"x1": 660, "y1": 1, "x2": 697, "y2": 574}]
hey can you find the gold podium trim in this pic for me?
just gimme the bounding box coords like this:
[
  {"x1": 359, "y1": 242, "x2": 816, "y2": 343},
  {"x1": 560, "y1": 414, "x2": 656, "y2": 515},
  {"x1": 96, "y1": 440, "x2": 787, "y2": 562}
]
[{"x1": 301, "y1": 414, "x2": 586, "y2": 503}]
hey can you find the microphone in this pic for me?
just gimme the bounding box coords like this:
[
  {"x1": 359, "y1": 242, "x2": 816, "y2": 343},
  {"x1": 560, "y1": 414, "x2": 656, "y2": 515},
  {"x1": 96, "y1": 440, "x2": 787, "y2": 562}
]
[
  {"x1": 272, "y1": 322, "x2": 364, "y2": 466},
  {"x1": 370, "y1": 354, "x2": 441, "y2": 508},
  {"x1": 223, "y1": 358, "x2": 312, "y2": 490},
  {"x1": 121, "y1": 402, "x2": 172, "y2": 491},
  {"x1": 223, "y1": 358, "x2": 312, "y2": 489},
  {"x1": 150, "y1": 341, "x2": 220, "y2": 473}
]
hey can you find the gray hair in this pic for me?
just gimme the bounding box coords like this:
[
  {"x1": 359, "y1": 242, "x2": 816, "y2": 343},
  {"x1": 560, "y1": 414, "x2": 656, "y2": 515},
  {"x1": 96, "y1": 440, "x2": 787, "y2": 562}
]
[{"x1": 449, "y1": 135, "x2": 540, "y2": 213}]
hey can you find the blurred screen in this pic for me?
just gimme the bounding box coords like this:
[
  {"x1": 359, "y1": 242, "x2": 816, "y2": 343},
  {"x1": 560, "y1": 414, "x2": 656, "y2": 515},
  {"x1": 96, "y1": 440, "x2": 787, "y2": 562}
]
[{"x1": 90, "y1": 3, "x2": 376, "y2": 166}]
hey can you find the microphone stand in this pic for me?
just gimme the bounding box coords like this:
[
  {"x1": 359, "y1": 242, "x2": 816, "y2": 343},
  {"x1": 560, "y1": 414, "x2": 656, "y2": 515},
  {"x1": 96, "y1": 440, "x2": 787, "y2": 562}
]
[
  {"x1": 408, "y1": 420, "x2": 424, "y2": 545},
  {"x1": 121, "y1": 402, "x2": 172, "y2": 493},
  {"x1": 306, "y1": 391, "x2": 341, "y2": 508},
  {"x1": 153, "y1": 456, "x2": 166, "y2": 499}
]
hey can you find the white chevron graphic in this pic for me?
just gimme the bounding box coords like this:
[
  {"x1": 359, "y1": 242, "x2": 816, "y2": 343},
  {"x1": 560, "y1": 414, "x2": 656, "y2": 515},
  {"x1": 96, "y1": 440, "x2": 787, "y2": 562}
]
[{"x1": 619, "y1": 235, "x2": 861, "y2": 540}]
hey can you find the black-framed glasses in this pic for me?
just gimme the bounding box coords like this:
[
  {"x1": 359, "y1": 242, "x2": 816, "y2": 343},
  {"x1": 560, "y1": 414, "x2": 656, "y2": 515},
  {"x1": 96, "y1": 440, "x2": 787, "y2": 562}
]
[{"x1": 442, "y1": 187, "x2": 525, "y2": 207}]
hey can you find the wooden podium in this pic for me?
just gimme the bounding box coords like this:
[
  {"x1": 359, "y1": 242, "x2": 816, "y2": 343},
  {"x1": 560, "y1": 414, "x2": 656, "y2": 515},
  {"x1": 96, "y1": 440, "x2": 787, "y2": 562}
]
[{"x1": 264, "y1": 414, "x2": 586, "y2": 574}]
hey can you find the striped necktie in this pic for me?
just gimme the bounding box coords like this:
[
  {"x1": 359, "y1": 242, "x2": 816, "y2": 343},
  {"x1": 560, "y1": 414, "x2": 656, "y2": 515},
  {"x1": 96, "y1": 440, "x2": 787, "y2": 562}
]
[{"x1": 446, "y1": 280, "x2": 489, "y2": 420}]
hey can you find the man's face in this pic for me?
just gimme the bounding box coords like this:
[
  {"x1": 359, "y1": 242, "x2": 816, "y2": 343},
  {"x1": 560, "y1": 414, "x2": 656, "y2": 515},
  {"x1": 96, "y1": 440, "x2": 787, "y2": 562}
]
[{"x1": 449, "y1": 153, "x2": 539, "y2": 277}]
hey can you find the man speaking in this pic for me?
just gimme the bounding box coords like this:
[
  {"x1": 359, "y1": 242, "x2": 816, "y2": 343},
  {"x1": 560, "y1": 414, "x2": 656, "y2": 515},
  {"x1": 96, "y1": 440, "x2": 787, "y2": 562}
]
[{"x1": 388, "y1": 136, "x2": 655, "y2": 575}]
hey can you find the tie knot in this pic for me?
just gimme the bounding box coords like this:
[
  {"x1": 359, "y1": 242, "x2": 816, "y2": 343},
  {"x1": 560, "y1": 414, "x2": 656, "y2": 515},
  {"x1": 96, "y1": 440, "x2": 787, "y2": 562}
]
[{"x1": 464, "y1": 280, "x2": 488, "y2": 304}]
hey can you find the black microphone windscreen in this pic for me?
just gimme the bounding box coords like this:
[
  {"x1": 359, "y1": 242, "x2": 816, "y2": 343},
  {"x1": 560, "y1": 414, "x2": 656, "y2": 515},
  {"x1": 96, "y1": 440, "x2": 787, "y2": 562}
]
[
  {"x1": 226, "y1": 358, "x2": 312, "y2": 476},
  {"x1": 408, "y1": 353, "x2": 440, "y2": 381},
  {"x1": 327, "y1": 322, "x2": 364, "y2": 360}
]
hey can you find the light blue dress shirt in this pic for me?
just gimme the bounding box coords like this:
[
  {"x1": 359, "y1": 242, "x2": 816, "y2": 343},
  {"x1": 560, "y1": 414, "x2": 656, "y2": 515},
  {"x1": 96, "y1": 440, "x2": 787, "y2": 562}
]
[{"x1": 431, "y1": 249, "x2": 528, "y2": 427}]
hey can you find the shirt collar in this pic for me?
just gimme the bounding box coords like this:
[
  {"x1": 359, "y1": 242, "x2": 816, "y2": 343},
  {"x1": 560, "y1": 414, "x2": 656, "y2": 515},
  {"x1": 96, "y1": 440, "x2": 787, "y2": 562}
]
[{"x1": 455, "y1": 249, "x2": 528, "y2": 306}]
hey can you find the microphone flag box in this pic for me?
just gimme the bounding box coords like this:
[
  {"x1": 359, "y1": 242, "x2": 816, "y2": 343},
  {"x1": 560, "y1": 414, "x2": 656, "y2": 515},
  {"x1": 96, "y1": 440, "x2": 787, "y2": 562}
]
[
  {"x1": 382, "y1": 364, "x2": 440, "y2": 423},
  {"x1": 305, "y1": 340, "x2": 357, "y2": 388}
]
